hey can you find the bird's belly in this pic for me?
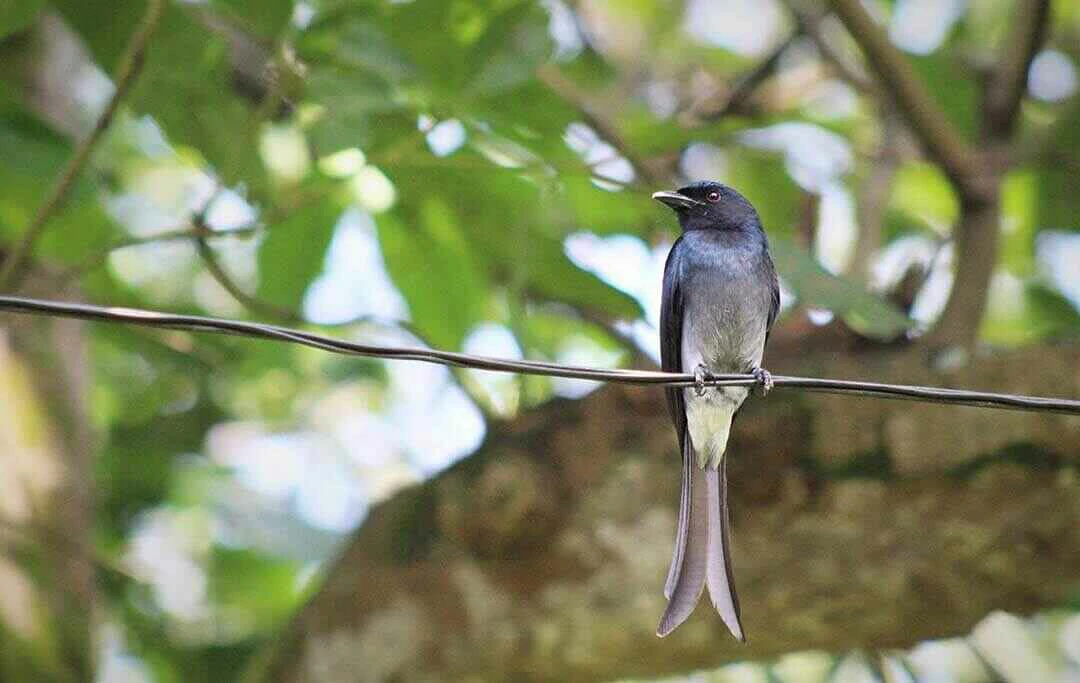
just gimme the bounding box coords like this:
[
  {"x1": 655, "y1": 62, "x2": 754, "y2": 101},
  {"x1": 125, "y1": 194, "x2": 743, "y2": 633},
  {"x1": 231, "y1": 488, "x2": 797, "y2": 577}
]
[{"x1": 684, "y1": 297, "x2": 767, "y2": 373}]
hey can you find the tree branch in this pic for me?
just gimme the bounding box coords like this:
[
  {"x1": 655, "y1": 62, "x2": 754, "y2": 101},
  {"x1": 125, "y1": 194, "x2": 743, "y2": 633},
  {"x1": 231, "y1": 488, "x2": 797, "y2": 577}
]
[
  {"x1": 983, "y1": 0, "x2": 1051, "y2": 139},
  {"x1": 0, "y1": 0, "x2": 165, "y2": 290},
  {"x1": 693, "y1": 31, "x2": 801, "y2": 122},
  {"x1": 783, "y1": 0, "x2": 875, "y2": 95},
  {"x1": 192, "y1": 216, "x2": 301, "y2": 323},
  {"x1": 829, "y1": 0, "x2": 980, "y2": 196},
  {"x1": 848, "y1": 108, "x2": 902, "y2": 282},
  {"x1": 537, "y1": 65, "x2": 668, "y2": 186}
]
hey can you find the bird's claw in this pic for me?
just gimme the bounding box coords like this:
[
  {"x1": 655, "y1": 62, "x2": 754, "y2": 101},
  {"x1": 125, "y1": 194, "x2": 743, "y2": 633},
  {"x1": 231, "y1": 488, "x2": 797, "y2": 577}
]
[
  {"x1": 751, "y1": 367, "x2": 773, "y2": 395},
  {"x1": 693, "y1": 364, "x2": 710, "y2": 397}
]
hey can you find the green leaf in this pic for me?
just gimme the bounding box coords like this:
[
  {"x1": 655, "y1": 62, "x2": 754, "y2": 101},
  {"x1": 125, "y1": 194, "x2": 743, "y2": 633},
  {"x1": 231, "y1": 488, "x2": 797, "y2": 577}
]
[
  {"x1": 1025, "y1": 283, "x2": 1080, "y2": 339},
  {"x1": 725, "y1": 147, "x2": 801, "y2": 237},
  {"x1": 0, "y1": 0, "x2": 42, "y2": 40},
  {"x1": 52, "y1": 0, "x2": 145, "y2": 71},
  {"x1": 377, "y1": 201, "x2": 488, "y2": 349},
  {"x1": 256, "y1": 201, "x2": 342, "y2": 309},
  {"x1": 519, "y1": 232, "x2": 644, "y2": 319},
  {"x1": 128, "y1": 5, "x2": 267, "y2": 188},
  {"x1": 770, "y1": 237, "x2": 913, "y2": 338},
  {"x1": 557, "y1": 177, "x2": 656, "y2": 236},
  {"x1": 211, "y1": 0, "x2": 294, "y2": 39},
  {"x1": 0, "y1": 87, "x2": 67, "y2": 236},
  {"x1": 890, "y1": 162, "x2": 959, "y2": 233},
  {"x1": 208, "y1": 548, "x2": 299, "y2": 624},
  {"x1": 0, "y1": 84, "x2": 119, "y2": 259},
  {"x1": 1035, "y1": 100, "x2": 1080, "y2": 231},
  {"x1": 908, "y1": 53, "x2": 977, "y2": 141},
  {"x1": 465, "y1": 1, "x2": 552, "y2": 96}
]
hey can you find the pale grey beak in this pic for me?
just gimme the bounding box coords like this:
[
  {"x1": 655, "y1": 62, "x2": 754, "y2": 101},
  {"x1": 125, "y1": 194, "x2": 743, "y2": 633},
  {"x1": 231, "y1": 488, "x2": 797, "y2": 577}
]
[{"x1": 652, "y1": 191, "x2": 699, "y2": 210}]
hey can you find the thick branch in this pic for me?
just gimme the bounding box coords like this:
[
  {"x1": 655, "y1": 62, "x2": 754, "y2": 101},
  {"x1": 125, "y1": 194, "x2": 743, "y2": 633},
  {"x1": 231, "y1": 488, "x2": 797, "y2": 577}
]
[
  {"x1": 829, "y1": 0, "x2": 980, "y2": 195},
  {"x1": 983, "y1": 0, "x2": 1051, "y2": 139},
  {"x1": 253, "y1": 345, "x2": 1080, "y2": 682},
  {"x1": 924, "y1": 0, "x2": 1050, "y2": 349},
  {"x1": 0, "y1": 0, "x2": 165, "y2": 290},
  {"x1": 922, "y1": 187, "x2": 1001, "y2": 350}
]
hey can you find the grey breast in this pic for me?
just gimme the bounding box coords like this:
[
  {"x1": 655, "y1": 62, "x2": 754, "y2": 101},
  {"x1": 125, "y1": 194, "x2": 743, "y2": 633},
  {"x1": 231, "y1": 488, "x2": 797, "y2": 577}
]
[{"x1": 680, "y1": 232, "x2": 771, "y2": 374}]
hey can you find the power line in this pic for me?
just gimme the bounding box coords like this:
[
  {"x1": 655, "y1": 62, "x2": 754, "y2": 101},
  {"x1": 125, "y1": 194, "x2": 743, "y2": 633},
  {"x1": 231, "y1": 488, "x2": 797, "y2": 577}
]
[{"x1": 0, "y1": 295, "x2": 1077, "y2": 416}]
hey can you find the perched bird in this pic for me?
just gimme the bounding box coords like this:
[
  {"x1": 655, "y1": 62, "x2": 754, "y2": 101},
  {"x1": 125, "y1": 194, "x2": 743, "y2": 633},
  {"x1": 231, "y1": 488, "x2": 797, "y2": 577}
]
[{"x1": 653, "y1": 181, "x2": 780, "y2": 641}]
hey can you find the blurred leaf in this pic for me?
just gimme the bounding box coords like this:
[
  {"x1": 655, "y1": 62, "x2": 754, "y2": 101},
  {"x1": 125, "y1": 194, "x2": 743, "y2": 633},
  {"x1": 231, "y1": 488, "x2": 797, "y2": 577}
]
[
  {"x1": 52, "y1": 0, "x2": 145, "y2": 71},
  {"x1": 256, "y1": 201, "x2": 342, "y2": 309},
  {"x1": 209, "y1": 548, "x2": 299, "y2": 624},
  {"x1": 522, "y1": 308, "x2": 626, "y2": 357},
  {"x1": 0, "y1": 0, "x2": 42, "y2": 40},
  {"x1": 909, "y1": 53, "x2": 977, "y2": 140},
  {"x1": 557, "y1": 177, "x2": 655, "y2": 236},
  {"x1": 890, "y1": 162, "x2": 959, "y2": 233},
  {"x1": 0, "y1": 84, "x2": 119, "y2": 258},
  {"x1": 128, "y1": 5, "x2": 267, "y2": 188},
  {"x1": 0, "y1": 87, "x2": 67, "y2": 235},
  {"x1": 726, "y1": 148, "x2": 800, "y2": 237},
  {"x1": 519, "y1": 232, "x2": 644, "y2": 319},
  {"x1": 1035, "y1": 100, "x2": 1080, "y2": 231},
  {"x1": 377, "y1": 202, "x2": 488, "y2": 349},
  {"x1": 1000, "y1": 170, "x2": 1038, "y2": 275},
  {"x1": 1026, "y1": 283, "x2": 1080, "y2": 338},
  {"x1": 99, "y1": 398, "x2": 223, "y2": 534},
  {"x1": 770, "y1": 237, "x2": 913, "y2": 338},
  {"x1": 211, "y1": 0, "x2": 294, "y2": 39},
  {"x1": 466, "y1": 1, "x2": 552, "y2": 96}
]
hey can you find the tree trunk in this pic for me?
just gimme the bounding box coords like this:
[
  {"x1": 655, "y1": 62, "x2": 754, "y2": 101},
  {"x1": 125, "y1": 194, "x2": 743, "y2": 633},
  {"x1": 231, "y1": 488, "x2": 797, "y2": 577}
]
[
  {"x1": 0, "y1": 309, "x2": 96, "y2": 681},
  {"x1": 252, "y1": 345, "x2": 1080, "y2": 682}
]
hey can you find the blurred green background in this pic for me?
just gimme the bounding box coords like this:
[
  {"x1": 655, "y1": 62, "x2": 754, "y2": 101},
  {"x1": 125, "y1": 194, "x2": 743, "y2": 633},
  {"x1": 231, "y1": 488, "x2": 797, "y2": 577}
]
[{"x1": 0, "y1": 0, "x2": 1078, "y2": 681}]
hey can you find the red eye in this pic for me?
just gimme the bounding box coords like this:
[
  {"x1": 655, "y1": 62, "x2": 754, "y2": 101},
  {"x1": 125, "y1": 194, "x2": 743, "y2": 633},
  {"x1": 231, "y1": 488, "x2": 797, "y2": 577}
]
[{"x1": 706, "y1": 191, "x2": 721, "y2": 202}]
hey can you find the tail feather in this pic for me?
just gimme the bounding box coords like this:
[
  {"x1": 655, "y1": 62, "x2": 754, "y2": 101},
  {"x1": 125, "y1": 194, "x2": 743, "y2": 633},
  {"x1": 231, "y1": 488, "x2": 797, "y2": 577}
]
[
  {"x1": 664, "y1": 441, "x2": 692, "y2": 599},
  {"x1": 705, "y1": 460, "x2": 745, "y2": 641},
  {"x1": 657, "y1": 440, "x2": 707, "y2": 637}
]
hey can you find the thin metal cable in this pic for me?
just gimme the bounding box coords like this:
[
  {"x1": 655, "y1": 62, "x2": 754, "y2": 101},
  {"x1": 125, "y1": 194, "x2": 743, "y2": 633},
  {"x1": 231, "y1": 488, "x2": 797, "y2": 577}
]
[{"x1": 0, "y1": 295, "x2": 1077, "y2": 415}]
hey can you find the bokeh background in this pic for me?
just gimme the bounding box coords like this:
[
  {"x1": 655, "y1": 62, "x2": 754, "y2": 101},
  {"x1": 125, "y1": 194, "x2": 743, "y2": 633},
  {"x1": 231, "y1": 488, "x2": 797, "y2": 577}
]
[{"x1": 0, "y1": 0, "x2": 1078, "y2": 681}]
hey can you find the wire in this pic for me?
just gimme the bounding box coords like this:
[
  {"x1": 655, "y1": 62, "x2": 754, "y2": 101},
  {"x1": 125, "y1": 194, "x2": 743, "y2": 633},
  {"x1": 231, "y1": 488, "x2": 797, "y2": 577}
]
[{"x1": 0, "y1": 295, "x2": 1077, "y2": 416}]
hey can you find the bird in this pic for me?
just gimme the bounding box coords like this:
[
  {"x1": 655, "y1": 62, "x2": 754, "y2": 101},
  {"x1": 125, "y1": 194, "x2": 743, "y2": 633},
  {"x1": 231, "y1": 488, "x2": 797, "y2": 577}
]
[{"x1": 652, "y1": 180, "x2": 780, "y2": 641}]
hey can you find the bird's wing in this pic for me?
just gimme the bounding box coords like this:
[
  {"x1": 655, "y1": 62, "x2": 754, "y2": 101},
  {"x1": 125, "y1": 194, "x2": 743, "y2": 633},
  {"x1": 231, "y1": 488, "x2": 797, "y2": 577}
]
[
  {"x1": 660, "y1": 237, "x2": 687, "y2": 450},
  {"x1": 764, "y1": 249, "x2": 781, "y2": 341}
]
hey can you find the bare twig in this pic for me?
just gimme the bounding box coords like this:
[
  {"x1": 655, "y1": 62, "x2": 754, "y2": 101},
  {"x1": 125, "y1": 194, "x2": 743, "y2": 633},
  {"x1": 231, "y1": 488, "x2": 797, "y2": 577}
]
[
  {"x1": 0, "y1": 295, "x2": 1076, "y2": 415},
  {"x1": 829, "y1": 0, "x2": 980, "y2": 195},
  {"x1": 848, "y1": 108, "x2": 901, "y2": 282},
  {"x1": 695, "y1": 31, "x2": 801, "y2": 122},
  {"x1": 983, "y1": 0, "x2": 1051, "y2": 138},
  {"x1": 783, "y1": 0, "x2": 875, "y2": 94},
  {"x1": 191, "y1": 213, "x2": 301, "y2": 322},
  {"x1": 0, "y1": 0, "x2": 166, "y2": 290},
  {"x1": 537, "y1": 65, "x2": 666, "y2": 186}
]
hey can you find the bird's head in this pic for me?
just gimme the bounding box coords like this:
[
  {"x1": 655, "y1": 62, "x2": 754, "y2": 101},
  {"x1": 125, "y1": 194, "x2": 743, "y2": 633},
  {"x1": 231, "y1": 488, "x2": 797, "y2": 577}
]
[{"x1": 652, "y1": 181, "x2": 761, "y2": 232}]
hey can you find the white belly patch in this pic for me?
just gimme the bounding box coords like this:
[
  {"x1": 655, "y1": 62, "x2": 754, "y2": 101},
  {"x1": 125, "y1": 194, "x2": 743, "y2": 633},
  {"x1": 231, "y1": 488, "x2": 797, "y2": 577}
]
[{"x1": 685, "y1": 388, "x2": 746, "y2": 469}]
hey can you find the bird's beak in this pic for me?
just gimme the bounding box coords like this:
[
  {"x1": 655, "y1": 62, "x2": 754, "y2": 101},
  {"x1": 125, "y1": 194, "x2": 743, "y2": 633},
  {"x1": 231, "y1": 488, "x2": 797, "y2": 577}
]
[{"x1": 652, "y1": 191, "x2": 698, "y2": 210}]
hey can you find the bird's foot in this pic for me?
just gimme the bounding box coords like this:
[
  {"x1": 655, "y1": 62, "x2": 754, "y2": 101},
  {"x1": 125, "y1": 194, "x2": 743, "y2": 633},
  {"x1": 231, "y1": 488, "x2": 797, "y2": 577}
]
[
  {"x1": 693, "y1": 364, "x2": 711, "y2": 397},
  {"x1": 751, "y1": 366, "x2": 773, "y2": 395}
]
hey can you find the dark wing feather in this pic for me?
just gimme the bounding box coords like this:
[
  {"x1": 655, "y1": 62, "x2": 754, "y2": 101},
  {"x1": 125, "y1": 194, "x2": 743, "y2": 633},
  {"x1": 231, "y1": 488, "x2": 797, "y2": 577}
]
[
  {"x1": 763, "y1": 249, "x2": 781, "y2": 342},
  {"x1": 660, "y1": 236, "x2": 687, "y2": 450}
]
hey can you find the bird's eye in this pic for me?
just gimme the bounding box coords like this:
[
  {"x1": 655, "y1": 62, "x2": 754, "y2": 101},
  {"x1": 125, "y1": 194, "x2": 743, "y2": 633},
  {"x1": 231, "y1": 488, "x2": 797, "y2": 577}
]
[{"x1": 706, "y1": 191, "x2": 721, "y2": 203}]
